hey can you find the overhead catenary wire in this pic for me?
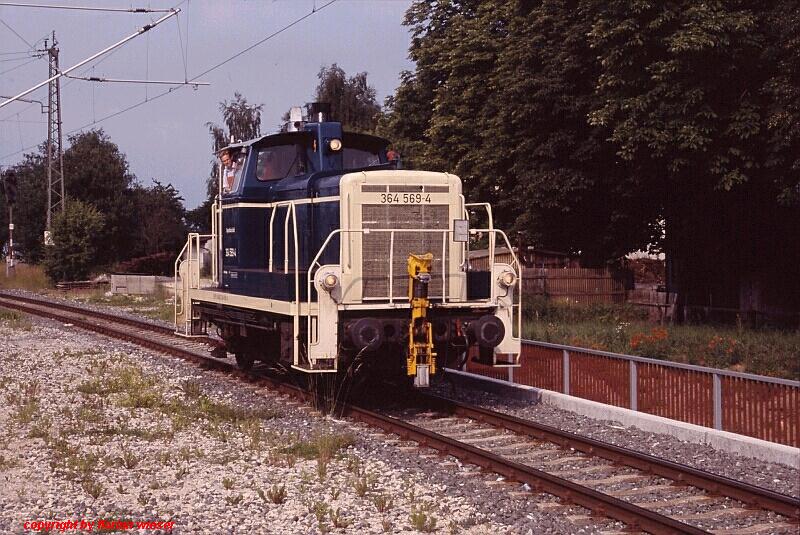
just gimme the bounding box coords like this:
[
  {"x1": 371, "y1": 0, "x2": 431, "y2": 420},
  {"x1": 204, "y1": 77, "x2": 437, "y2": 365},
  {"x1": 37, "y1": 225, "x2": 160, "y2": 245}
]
[
  {"x1": 0, "y1": 57, "x2": 40, "y2": 77},
  {"x1": 0, "y1": 8, "x2": 180, "y2": 110},
  {"x1": 0, "y1": 15, "x2": 35, "y2": 48},
  {"x1": 0, "y1": 0, "x2": 338, "y2": 162},
  {"x1": 0, "y1": 2, "x2": 173, "y2": 13},
  {"x1": 64, "y1": 0, "x2": 337, "y2": 134},
  {"x1": 63, "y1": 73, "x2": 209, "y2": 86}
]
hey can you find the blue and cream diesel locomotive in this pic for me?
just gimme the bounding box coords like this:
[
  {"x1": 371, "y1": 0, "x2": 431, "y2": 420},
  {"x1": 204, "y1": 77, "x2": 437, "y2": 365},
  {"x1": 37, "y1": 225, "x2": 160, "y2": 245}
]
[{"x1": 175, "y1": 103, "x2": 521, "y2": 387}]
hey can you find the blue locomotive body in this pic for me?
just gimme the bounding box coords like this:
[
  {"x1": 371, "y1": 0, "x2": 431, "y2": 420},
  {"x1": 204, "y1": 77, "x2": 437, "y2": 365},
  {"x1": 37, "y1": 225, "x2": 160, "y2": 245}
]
[
  {"x1": 220, "y1": 122, "x2": 388, "y2": 301},
  {"x1": 175, "y1": 105, "x2": 522, "y2": 385}
]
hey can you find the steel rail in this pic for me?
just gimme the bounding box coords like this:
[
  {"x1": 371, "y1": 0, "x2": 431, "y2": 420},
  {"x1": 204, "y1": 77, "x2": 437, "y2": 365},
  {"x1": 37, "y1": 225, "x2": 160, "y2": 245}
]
[
  {"x1": 415, "y1": 392, "x2": 800, "y2": 520},
  {"x1": 0, "y1": 291, "x2": 222, "y2": 347},
  {"x1": 1, "y1": 293, "x2": 795, "y2": 533},
  {"x1": 345, "y1": 404, "x2": 708, "y2": 535},
  {"x1": 0, "y1": 295, "x2": 224, "y2": 368}
]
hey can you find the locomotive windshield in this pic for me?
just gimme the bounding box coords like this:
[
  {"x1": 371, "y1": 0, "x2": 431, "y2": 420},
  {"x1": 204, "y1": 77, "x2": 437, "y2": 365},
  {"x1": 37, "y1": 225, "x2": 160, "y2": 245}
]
[
  {"x1": 343, "y1": 147, "x2": 381, "y2": 168},
  {"x1": 341, "y1": 132, "x2": 386, "y2": 169},
  {"x1": 256, "y1": 144, "x2": 306, "y2": 181}
]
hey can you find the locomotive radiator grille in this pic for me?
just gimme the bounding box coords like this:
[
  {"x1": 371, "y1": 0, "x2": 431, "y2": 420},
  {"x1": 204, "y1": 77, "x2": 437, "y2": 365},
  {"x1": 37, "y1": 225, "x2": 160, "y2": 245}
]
[{"x1": 361, "y1": 204, "x2": 450, "y2": 299}]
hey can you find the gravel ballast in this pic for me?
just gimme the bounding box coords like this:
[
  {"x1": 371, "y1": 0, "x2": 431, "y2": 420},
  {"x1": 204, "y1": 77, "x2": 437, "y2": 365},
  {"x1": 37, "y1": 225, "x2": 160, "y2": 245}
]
[{"x1": 0, "y1": 312, "x2": 626, "y2": 534}]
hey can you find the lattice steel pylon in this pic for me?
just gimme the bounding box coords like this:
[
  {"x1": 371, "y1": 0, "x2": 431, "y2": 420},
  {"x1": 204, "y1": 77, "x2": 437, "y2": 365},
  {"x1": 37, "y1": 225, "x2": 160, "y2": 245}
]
[{"x1": 45, "y1": 31, "x2": 65, "y2": 238}]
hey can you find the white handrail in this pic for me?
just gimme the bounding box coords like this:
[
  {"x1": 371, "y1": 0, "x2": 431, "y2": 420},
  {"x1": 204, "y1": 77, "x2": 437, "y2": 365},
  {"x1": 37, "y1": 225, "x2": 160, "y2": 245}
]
[{"x1": 388, "y1": 231, "x2": 395, "y2": 303}]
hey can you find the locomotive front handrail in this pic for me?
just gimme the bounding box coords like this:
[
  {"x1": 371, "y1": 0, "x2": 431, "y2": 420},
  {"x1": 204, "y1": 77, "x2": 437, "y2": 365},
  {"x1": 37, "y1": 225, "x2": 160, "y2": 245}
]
[
  {"x1": 305, "y1": 227, "x2": 523, "y2": 367},
  {"x1": 174, "y1": 232, "x2": 213, "y2": 335}
]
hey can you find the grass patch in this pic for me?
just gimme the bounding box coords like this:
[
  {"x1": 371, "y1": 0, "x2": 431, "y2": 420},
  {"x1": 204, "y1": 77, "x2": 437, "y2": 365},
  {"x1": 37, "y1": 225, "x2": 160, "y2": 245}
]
[
  {"x1": 0, "y1": 309, "x2": 32, "y2": 330},
  {"x1": 0, "y1": 264, "x2": 51, "y2": 291},
  {"x1": 0, "y1": 454, "x2": 18, "y2": 470},
  {"x1": 524, "y1": 299, "x2": 800, "y2": 379},
  {"x1": 279, "y1": 432, "x2": 355, "y2": 461},
  {"x1": 81, "y1": 286, "x2": 173, "y2": 321},
  {"x1": 6, "y1": 381, "x2": 41, "y2": 424}
]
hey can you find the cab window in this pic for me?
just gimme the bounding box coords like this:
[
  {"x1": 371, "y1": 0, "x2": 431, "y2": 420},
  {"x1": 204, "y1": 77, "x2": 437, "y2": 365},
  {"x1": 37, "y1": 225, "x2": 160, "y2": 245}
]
[
  {"x1": 343, "y1": 147, "x2": 381, "y2": 169},
  {"x1": 257, "y1": 144, "x2": 305, "y2": 181},
  {"x1": 223, "y1": 151, "x2": 247, "y2": 194}
]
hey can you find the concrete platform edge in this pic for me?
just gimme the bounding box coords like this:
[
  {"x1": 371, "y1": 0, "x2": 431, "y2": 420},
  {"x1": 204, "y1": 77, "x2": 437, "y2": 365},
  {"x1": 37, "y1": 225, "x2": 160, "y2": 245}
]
[{"x1": 443, "y1": 368, "x2": 800, "y2": 468}]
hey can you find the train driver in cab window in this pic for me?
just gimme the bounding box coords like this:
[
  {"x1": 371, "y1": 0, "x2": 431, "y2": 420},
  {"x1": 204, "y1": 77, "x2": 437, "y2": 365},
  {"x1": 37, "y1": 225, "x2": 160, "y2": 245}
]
[{"x1": 221, "y1": 149, "x2": 246, "y2": 194}]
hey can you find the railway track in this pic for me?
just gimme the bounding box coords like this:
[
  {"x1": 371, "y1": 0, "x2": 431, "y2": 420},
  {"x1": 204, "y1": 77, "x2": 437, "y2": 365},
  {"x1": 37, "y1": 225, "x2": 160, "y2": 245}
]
[{"x1": 1, "y1": 291, "x2": 797, "y2": 534}]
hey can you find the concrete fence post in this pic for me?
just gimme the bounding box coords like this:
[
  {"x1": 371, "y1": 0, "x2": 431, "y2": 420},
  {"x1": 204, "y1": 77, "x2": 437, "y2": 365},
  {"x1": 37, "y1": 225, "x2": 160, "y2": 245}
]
[
  {"x1": 563, "y1": 349, "x2": 570, "y2": 395},
  {"x1": 630, "y1": 360, "x2": 638, "y2": 411},
  {"x1": 713, "y1": 373, "x2": 722, "y2": 430},
  {"x1": 507, "y1": 366, "x2": 514, "y2": 384}
]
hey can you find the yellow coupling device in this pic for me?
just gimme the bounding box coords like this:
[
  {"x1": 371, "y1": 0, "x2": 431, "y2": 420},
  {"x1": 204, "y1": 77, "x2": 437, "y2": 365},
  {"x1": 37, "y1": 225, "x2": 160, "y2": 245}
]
[{"x1": 407, "y1": 253, "x2": 436, "y2": 387}]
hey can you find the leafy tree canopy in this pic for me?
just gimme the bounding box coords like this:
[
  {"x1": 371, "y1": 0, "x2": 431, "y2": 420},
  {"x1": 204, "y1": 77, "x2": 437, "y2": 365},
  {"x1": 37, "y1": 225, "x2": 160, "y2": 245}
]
[
  {"x1": 43, "y1": 199, "x2": 104, "y2": 282},
  {"x1": 314, "y1": 64, "x2": 381, "y2": 133}
]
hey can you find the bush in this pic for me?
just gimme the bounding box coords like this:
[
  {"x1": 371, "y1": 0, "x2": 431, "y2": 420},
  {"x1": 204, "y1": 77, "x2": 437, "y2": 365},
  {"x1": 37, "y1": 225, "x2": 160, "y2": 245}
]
[{"x1": 43, "y1": 200, "x2": 105, "y2": 282}]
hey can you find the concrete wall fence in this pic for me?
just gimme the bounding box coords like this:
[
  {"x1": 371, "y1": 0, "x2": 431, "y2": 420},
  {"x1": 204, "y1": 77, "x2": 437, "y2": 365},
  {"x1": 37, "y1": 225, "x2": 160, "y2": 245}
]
[{"x1": 463, "y1": 340, "x2": 799, "y2": 447}]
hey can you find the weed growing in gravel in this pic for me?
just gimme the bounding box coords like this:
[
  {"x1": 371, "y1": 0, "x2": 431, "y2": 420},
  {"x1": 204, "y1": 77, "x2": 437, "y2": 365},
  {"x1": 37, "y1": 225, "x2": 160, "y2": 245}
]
[
  {"x1": 222, "y1": 477, "x2": 235, "y2": 490},
  {"x1": 158, "y1": 451, "x2": 173, "y2": 466},
  {"x1": 28, "y1": 415, "x2": 52, "y2": 440},
  {"x1": 91, "y1": 425, "x2": 160, "y2": 441},
  {"x1": 137, "y1": 491, "x2": 149, "y2": 506},
  {"x1": 118, "y1": 447, "x2": 139, "y2": 469},
  {"x1": 280, "y1": 432, "x2": 355, "y2": 461},
  {"x1": 329, "y1": 487, "x2": 340, "y2": 500},
  {"x1": 179, "y1": 446, "x2": 204, "y2": 461},
  {"x1": 239, "y1": 418, "x2": 264, "y2": 450},
  {"x1": 265, "y1": 483, "x2": 286, "y2": 504},
  {"x1": 381, "y1": 519, "x2": 393, "y2": 533},
  {"x1": 82, "y1": 479, "x2": 104, "y2": 500},
  {"x1": 180, "y1": 379, "x2": 202, "y2": 398},
  {"x1": 353, "y1": 473, "x2": 377, "y2": 497},
  {"x1": 7, "y1": 381, "x2": 41, "y2": 424},
  {"x1": 409, "y1": 507, "x2": 438, "y2": 533},
  {"x1": 225, "y1": 493, "x2": 244, "y2": 506},
  {"x1": 311, "y1": 500, "x2": 330, "y2": 523},
  {"x1": 175, "y1": 466, "x2": 189, "y2": 480},
  {"x1": 373, "y1": 493, "x2": 393, "y2": 513},
  {"x1": 76, "y1": 404, "x2": 105, "y2": 424},
  {"x1": 317, "y1": 459, "x2": 328, "y2": 482},
  {"x1": 0, "y1": 454, "x2": 18, "y2": 470},
  {"x1": 329, "y1": 508, "x2": 351, "y2": 529},
  {"x1": 0, "y1": 309, "x2": 32, "y2": 330},
  {"x1": 345, "y1": 455, "x2": 362, "y2": 474}
]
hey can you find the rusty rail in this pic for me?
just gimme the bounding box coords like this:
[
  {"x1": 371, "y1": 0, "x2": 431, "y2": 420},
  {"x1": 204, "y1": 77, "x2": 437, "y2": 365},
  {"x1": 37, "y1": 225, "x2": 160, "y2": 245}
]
[
  {"x1": 348, "y1": 404, "x2": 709, "y2": 534},
  {"x1": 414, "y1": 392, "x2": 800, "y2": 520}
]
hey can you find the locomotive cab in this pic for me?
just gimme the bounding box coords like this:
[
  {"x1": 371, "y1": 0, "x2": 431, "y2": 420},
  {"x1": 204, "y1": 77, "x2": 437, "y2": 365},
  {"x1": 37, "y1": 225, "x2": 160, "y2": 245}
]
[{"x1": 175, "y1": 104, "x2": 521, "y2": 388}]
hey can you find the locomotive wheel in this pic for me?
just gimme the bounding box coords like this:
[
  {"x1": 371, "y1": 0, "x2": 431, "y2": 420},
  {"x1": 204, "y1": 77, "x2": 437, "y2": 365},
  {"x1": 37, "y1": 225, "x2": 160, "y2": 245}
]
[{"x1": 235, "y1": 352, "x2": 254, "y2": 371}]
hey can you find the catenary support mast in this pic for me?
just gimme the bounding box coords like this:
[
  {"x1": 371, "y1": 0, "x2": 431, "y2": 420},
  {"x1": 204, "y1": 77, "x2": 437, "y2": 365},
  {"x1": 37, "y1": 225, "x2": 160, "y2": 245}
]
[{"x1": 45, "y1": 31, "x2": 64, "y2": 238}]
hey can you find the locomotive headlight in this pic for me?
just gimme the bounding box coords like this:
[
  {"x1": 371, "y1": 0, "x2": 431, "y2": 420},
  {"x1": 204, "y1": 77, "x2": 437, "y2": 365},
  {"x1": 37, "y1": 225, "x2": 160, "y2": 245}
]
[
  {"x1": 498, "y1": 270, "x2": 517, "y2": 288},
  {"x1": 322, "y1": 273, "x2": 339, "y2": 291},
  {"x1": 328, "y1": 138, "x2": 342, "y2": 152}
]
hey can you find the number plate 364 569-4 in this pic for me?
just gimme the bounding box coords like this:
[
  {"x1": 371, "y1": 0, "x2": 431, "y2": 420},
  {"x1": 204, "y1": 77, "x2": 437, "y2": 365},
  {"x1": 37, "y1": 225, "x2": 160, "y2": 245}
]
[{"x1": 379, "y1": 193, "x2": 432, "y2": 204}]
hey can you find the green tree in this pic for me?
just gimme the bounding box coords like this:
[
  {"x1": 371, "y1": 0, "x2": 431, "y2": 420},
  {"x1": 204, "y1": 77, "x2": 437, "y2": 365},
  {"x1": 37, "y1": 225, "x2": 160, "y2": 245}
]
[
  {"x1": 43, "y1": 199, "x2": 105, "y2": 281},
  {"x1": 588, "y1": 0, "x2": 800, "y2": 312},
  {"x1": 380, "y1": 0, "x2": 656, "y2": 262},
  {"x1": 314, "y1": 64, "x2": 381, "y2": 132},
  {"x1": 1, "y1": 150, "x2": 48, "y2": 262},
  {"x1": 62, "y1": 129, "x2": 138, "y2": 266},
  {"x1": 132, "y1": 180, "x2": 187, "y2": 256}
]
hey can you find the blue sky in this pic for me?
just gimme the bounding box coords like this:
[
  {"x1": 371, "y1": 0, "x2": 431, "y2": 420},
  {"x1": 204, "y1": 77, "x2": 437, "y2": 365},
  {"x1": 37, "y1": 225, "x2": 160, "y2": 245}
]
[{"x1": 0, "y1": 0, "x2": 415, "y2": 207}]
